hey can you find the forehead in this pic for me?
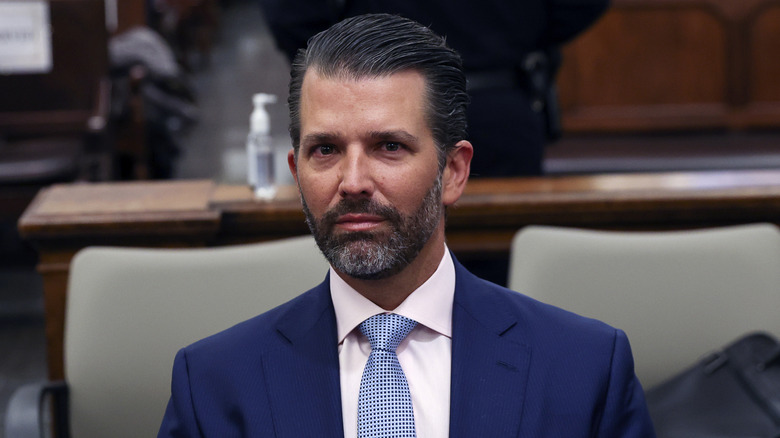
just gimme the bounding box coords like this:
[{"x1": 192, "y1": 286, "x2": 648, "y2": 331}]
[{"x1": 299, "y1": 69, "x2": 431, "y2": 134}]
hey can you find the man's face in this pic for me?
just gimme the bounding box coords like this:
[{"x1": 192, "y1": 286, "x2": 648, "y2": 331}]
[{"x1": 289, "y1": 69, "x2": 445, "y2": 280}]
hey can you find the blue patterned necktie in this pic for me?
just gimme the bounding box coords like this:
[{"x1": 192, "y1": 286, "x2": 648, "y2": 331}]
[{"x1": 357, "y1": 313, "x2": 418, "y2": 438}]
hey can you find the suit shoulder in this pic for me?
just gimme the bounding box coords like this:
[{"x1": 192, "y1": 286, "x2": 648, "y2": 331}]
[
  {"x1": 473, "y1": 282, "x2": 631, "y2": 380},
  {"x1": 503, "y1": 283, "x2": 615, "y2": 334},
  {"x1": 461, "y1": 275, "x2": 620, "y2": 349},
  {"x1": 183, "y1": 284, "x2": 327, "y2": 359}
]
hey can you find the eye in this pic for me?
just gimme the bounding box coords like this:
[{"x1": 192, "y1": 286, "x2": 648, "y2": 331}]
[
  {"x1": 315, "y1": 144, "x2": 336, "y2": 155},
  {"x1": 383, "y1": 142, "x2": 402, "y2": 152}
]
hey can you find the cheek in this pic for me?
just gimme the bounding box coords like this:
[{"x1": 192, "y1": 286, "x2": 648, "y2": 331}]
[
  {"x1": 298, "y1": 173, "x2": 338, "y2": 210},
  {"x1": 380, "y1": 171, "x2": 438, "y2": 212}
]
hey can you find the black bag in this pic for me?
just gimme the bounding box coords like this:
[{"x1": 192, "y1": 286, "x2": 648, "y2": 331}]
[{"x1": 645, "y1": 332, "x2": 780, "y2": 438}]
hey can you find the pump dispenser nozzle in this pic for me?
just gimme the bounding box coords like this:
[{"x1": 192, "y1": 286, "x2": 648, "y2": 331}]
[{"x1": 250, "y1": 93, "x2": 277, "y2": 134}]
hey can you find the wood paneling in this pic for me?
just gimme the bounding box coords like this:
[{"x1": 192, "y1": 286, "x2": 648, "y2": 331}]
[
  {"x1": 558, "y1": 0, "x2": 780, "y2": 133},
  {"x1": 0, "y1": 0, "x2": 108, "y2": 133},
  {"x1": 750, "y1": 6, "x2": 780, "y2": 103},
  {"x1": 116, "y1": 0, "x2": 147, "y2": 34}
]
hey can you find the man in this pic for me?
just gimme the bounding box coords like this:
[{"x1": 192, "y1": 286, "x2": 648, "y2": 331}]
[{"x1": 158, "y1": 14, "x2": 655, "y2": 437}]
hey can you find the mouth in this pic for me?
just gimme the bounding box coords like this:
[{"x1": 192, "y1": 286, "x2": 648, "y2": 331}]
[{"x1": 334, "y1": 213, "x2": 386, "y2": 232}]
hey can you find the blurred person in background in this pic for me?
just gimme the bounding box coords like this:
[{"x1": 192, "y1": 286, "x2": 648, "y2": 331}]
[{"x1": 260, "y1": 0, "x2": 609, "y2": 176}]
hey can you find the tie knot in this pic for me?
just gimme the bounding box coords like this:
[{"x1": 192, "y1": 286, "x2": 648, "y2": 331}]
[{"x1": 359, "y1": 313, "x2": 417, "y2": 353}]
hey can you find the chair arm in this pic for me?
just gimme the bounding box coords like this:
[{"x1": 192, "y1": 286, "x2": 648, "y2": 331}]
[
  {"x1": 87, "y1": 77, "x2": 112, "y2": 133},
  {"x1": 4, "y1": 381, "x2": 69, "y2": 438}
]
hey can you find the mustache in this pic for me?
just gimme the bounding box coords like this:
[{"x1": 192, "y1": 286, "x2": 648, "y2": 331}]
[{"x1": 320, "y1": 198, "x2": 401, "y2": 229}]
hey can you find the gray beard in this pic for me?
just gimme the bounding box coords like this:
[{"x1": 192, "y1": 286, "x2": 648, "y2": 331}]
[{"x1": 300, "y1": 178, "x2": 443, "y2": 280}]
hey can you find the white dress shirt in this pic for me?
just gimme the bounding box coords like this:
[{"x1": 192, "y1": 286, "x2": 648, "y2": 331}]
[{"x1": 331, "y1": 248, "x2": 455, "y2": 438}]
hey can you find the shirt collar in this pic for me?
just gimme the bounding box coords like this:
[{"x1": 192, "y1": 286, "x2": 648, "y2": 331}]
[{"x1": 330, "y1": 247, "x2": 455, "y2": 344}]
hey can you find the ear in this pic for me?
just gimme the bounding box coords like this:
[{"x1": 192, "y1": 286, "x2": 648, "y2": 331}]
[
  {"x1": 441, "y1": 140, "x2": 473, "y2": 206},
  {"x1": 287, "y1": 149, "x2": 300, "y2": 186}
]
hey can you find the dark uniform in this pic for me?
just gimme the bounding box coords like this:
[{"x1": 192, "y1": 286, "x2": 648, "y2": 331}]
[{"x1": 261, "y1": 0, "x2": 609, "y2": 176}]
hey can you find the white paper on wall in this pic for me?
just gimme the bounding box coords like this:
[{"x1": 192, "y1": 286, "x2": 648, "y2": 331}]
[{"x1": 0, "y1": 0, "x2": 52, "y2": 74}]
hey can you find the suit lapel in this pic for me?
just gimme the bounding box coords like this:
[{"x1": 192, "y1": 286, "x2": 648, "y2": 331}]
[
  {"x1": 258, "y1": 262, "x2": 533, "y2": 437},
  {"x1": 262, "y1": 278, "x2": 344, "y2": 437},
  {"x1": 449, "y1": 260, "x2": 531, "y2": 438}
]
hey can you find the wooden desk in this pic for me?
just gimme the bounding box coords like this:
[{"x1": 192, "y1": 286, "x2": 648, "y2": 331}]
[{"x1": 19, "y1": 170, "x2": 780, "y2": 379}]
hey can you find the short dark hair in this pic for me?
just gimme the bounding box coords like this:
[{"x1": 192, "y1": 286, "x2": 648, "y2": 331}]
[{"x1": 288, "y1": 13, "x2": 469, "y2": 169}]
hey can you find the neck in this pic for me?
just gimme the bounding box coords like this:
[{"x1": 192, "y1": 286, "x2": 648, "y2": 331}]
[{"x1": 337, "y1": 230, "x2": 446, "y2": 310}]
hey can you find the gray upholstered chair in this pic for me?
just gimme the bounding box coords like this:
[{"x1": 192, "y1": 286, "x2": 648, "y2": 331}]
[
  {"x1": 5, "y1": 235, "x2": 329, "y2": 438},
  {"x1": 508, "y1": 223, "x2": 780, "y2": 388}
]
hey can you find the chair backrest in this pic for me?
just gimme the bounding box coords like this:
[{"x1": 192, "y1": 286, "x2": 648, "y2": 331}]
[
  {"x1": 64, "y1": 235, "x2": 329, "y2": 438},
  {"x1": 508, "y1": 223, "x2": 780, "y2": 388}
]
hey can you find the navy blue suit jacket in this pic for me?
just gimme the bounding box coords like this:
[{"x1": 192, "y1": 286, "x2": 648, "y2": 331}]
[{"x1": 158, "y1": 258, "x2": 656, "y2": 437}]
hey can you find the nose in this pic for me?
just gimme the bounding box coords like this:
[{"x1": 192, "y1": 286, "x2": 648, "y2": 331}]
[{"x1": 338, "y1": 147, "x2": 374, "y2": 198}]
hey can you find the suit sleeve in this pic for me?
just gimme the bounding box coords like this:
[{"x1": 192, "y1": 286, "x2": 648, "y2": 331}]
[
  {"x1": 546, "y1": 0, "x2": 610, "y2": 45},
  {"x1": 158, "y1": 349, "x2": 203, "y2": 438},
  {"x1": 597, "y1": 329, "x2": 657, "y2": 437}
]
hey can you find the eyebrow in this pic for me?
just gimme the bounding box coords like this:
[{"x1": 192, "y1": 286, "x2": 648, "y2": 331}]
[
  {"x1": 301, "y1": 132, "x2": 340, "y2": 146},
  {"x1": 368, "y1": 130, "x2": 419, "y2": 144},
  {"x1": 301, "y1": 130, "x2": 420, "y2": 145}
]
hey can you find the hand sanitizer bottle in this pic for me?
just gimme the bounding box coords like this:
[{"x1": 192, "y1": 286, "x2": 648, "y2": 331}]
[{"x1": 247, "y1": 93, "x2": 277, "y2": 199}]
